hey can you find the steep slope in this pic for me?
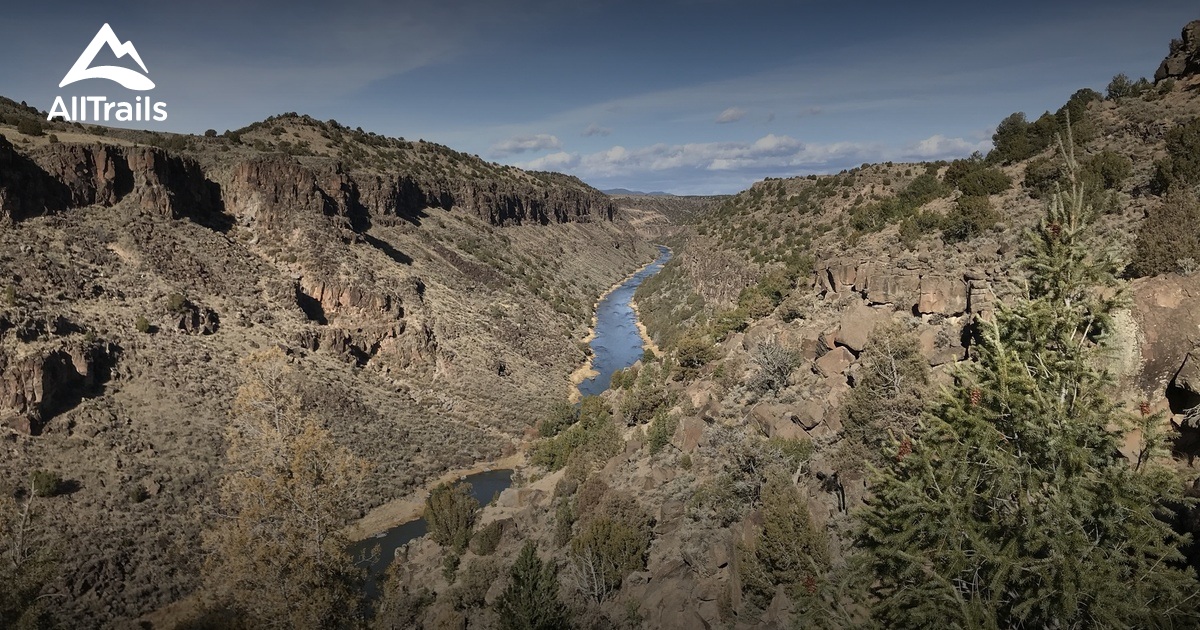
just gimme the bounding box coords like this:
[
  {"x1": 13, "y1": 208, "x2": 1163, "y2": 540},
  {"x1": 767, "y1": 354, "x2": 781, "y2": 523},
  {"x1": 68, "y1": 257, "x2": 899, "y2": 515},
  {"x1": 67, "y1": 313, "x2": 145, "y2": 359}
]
[{"x1": 0, "y1": 109, "x2": 657, "y2": 625}]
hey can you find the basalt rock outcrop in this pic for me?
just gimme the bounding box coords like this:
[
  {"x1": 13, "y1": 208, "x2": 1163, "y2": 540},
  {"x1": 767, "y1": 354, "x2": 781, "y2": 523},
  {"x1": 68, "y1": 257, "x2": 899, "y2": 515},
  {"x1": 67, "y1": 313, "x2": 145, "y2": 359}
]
[
  {"x1": 1156, "y1": 20, "x2": 1200, "y2": 82},
  {"x1": 4, "y1": 136, "x2": 615, "y2": 233},
  {"x1": 223, "y1": 154, "x2": 616, "y2": 233},
  {"x1": 0, "y1": 337, "x2": 114, "y2": 435},
  {"x1": 0, "y1": 136, "x2": 221, "y2": 223}
]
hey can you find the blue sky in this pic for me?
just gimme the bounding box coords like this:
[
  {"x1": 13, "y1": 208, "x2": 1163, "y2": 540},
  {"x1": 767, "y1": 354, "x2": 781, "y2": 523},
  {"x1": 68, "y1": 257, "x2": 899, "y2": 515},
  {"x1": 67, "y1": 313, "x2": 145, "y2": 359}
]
[{"x1": 1, "y1": 1, "x2": 1195, "y2": 193}]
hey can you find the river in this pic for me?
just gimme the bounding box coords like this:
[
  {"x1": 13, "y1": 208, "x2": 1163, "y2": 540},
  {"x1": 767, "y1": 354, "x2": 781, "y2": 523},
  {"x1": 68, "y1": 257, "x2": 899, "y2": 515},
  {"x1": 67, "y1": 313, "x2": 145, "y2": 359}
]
[{"x1": 351, "y1": 244, "x2": 672, "y2": 598}]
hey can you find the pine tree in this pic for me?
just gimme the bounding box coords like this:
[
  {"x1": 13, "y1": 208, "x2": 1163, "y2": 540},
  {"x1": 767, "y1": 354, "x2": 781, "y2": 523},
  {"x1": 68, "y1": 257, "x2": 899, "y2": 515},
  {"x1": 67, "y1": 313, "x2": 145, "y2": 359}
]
[
  {"x1": 854, "y1": 130, "x2": 1200, "y2": 628},
  {"x1": 200, "y1": 349, "x2": 370, "y2": 628},
  {"x1": 494, "y1": 541, "x2": 571, "y2": 630}
]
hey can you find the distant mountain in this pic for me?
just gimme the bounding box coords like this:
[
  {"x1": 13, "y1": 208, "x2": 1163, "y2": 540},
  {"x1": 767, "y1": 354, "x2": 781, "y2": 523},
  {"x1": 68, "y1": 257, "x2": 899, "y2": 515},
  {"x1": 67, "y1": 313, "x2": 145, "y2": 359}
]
[{"x1": 603, "y1": 188, "x2": 674, "y2": 197}]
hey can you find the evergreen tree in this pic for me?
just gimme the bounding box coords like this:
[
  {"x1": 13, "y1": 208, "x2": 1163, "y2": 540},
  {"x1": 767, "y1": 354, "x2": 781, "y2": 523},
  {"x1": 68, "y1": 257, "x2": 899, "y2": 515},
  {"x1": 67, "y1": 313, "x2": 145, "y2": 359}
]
[
  {"x1": 738, "y1": 474, "x2": 829, "y2": 614},
  {"x1": 495, "y1": 541, "x2": 571, "y2": 630},
  {"x1": 854, "y1": 130, "x2": 1200, "y2": 628},
  {"x1": 425, "y1": 481, "x2": 480, "y2": 554}
]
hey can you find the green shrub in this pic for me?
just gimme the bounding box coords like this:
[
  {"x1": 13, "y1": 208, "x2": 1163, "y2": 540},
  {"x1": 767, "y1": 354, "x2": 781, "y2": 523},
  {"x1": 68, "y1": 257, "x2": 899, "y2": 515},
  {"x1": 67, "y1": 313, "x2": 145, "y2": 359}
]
[
  {"x1": 941, "y1": 195, "x2": 998, "y2": 243},
  {"x1": 553, "y1": 499, "x2": 575, "y2": 547},
  {"x1": 442, "y1": 552, "x2": 460, "y2": 583},
  {"x1": 945, "y1": 157, "x2": 1012, "y2": 197},
  {"x1": 30, "y1": 470, "x2": 62, "y2": 498},
  {"x1": 1130, "y1": 190, "x2": 1200, "y2": 277},
  {"x1": 1151, "y1": 118, "x2": 1200, "y2": 194},
  {"x1": 767, "y1": 437, "x2": 814, "y2": 471},
  {"x1": 1023, "y1": 155, "x2": 1063, "y2": 198},
  {"x1": 1082, "y1": 150, "x2": 1132, "y2": 190},
  {"x1": 424, "y1": 481, "x2": 479, "y2": 553},
  {"x1": 135, "y1": 315, "x2": 151, "y2": 334},
  {"x1": 619, "y1": 366, "x2": 670, "y2": 426},
  {"x1": 531, "y1": 397, "x2": 620, "y2": 471},
  {"x1": 707, "y1": 309, "x2": 748, "y2": 341},
  {"x1": 569, "y1": 517, "x2": 650, "y2": 603},
  {"x1": 469, "y1": 520, "x2": 506, "y2": 556},
  {"x1": 1106, "y1": 73, "x2": 1134, "y2": 99},
  {"x1": 676, "y1": 332, "x2": 717, "y2": 375},
  {"x1": 494, "y1": 542, "x2": 569, "y2": 629},
  {"x1": 537, "y1": 401, "x2": 577, "y2": 438},
  {"x1": 16, "y1": 118, "x2": 43, "y2": 137},
  {"x1": 849, "y1": 173, "x2": 950, "y2": 232},
  {"x1": 679, "y1": 453, "x2": 692, "y2": 470},
  {"x1": 165, "y1": 293, "x2": 189, "y2": 314},
  {"x1": 3, "y1": 285, "x2": 15, "y2": 306},
  {"x1": 646, "y1": 411, "x2": 677, "y2": 455},
  {"x1": 838, "y1": 323, "x2": 929, "y2": 469}
]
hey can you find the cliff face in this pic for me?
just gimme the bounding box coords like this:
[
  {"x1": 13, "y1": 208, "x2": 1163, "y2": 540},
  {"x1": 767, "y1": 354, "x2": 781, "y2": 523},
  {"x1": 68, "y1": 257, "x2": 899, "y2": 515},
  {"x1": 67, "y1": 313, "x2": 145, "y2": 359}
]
[
  {"x1": 1, "y1": 136, "x2": 615, "y2": 229},
  {"x1": 0, "y1": 136, "x2": 220, "y2": 223}
]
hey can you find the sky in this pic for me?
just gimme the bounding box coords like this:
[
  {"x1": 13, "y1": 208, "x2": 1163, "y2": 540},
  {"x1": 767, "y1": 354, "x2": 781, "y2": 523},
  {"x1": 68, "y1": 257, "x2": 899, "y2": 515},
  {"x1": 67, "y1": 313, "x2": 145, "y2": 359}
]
[{"x1": 1, "y1": 1, "x2": 1195, "y2": 194}]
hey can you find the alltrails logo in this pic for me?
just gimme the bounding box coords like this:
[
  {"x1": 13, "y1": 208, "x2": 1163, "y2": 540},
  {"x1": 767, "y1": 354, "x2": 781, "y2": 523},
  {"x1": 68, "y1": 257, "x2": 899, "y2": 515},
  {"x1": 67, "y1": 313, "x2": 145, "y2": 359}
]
[{"x1": 47, "y1": 23, "x2": 167, "y2": 123}]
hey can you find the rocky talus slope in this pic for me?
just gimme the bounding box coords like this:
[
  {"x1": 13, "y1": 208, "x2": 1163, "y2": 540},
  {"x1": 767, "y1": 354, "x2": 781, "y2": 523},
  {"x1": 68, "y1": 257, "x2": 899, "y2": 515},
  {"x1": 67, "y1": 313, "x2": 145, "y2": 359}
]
[{"x1": 0, "y1": 109, "x2": 656, "y2": 625}]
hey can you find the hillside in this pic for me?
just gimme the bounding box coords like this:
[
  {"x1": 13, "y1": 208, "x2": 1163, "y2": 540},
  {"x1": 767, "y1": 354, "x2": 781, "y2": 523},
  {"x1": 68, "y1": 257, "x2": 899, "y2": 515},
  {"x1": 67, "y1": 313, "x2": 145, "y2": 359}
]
[
  {"x1": 0, "y1": 104, "x2": 658, "y2": 625},
  {"x1": 355, "y1": 21, "x2": 1200, "y2": 629},
  {"x1": 609, "y1": 193, "x2": 727, "y2": 242}
]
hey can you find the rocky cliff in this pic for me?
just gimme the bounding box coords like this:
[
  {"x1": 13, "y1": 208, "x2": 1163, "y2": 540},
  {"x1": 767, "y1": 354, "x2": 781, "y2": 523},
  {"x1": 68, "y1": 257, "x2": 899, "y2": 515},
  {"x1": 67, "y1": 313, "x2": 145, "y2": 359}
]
[{"x1": 1157, "y1": 20, "x2": 1200, "y2": 82}]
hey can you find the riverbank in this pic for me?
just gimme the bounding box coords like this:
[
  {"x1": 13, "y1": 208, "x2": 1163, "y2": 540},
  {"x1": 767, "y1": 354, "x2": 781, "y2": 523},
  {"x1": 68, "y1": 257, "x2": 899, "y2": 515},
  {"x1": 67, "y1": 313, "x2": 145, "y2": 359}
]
[
  {"x1": 345, "y1": 451, "x2": 525, "y2": 542},
  {"x1": 568, "y1": 247, "x2": 670, "y2": 402}
]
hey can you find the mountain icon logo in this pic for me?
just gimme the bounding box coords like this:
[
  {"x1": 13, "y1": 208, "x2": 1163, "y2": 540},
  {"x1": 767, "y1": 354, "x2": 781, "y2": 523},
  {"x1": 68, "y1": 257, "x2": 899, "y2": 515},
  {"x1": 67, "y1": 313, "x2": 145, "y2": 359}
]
[{"x1": 59, "y1": 23, "x2": 155, "y2": 91}]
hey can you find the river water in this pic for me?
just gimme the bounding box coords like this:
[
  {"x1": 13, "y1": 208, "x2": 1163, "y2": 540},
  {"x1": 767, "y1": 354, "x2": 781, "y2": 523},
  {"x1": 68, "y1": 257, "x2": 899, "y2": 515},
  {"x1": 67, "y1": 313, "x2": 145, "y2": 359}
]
[
  {"x1": 353, "y1": 244, "x2": 671, "y2": 598},
  {"x1": 578, "y1": 244, "x2": 672, "y2": 397}
]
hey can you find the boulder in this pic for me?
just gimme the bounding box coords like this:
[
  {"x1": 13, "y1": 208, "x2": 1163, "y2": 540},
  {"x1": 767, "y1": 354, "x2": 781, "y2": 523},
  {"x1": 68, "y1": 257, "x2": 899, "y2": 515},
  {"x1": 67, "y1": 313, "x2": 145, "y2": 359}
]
[
  {"x1": 674, "y1": 416, "x2": 706, "y2": 453},
  {"x1": 1155, "y1": 20, "x2": 1200, "y2": 82},
  {"x1": 793, "y1": 399, "x2": 826, "y2": 430},
  {"x1": 751, "y1": 403, "x2": 805, "y2": 440},
  {"x1": 1129, "y1": 275, "x2": 1200, "y2": 398},
  {"x1": 815, "y1": 346, "x2": 855, "y2": 377},
  {"x1": 1175, "y1": 350, "x2": 1200, "y2": 396},
  {"x1": 918, "y1": 275, "x2": 968, "y2": 315},
  {"x1": 918, "y1": 325, "x2": 966, "y2": 367},
  {"x1": 0, "y1": 341, "x2": 112, "y2": 435},
  {"x1": 834, "y1": 304, "x2": 888, "y2": 353}
]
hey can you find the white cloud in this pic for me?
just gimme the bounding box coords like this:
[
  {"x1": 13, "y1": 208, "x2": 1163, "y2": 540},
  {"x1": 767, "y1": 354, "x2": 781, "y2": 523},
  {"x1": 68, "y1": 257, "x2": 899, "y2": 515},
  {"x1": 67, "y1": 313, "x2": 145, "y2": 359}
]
[
  {"x1": 581, "y1": 123, "x2": 612, "y2": 137},
  {"x1": 516, "y1": 151, "x2": 579, "y2": 171},
  {"x1": 490, "y1": 134, "x2": 562, "y2": 157},
  {"x1": 514, "y1": 132, "x2": 987, "y2": 181},
  {"x1": 902, "y1": 134, "x2": 992, "y2": 160},
  {"x1": 715, "y1": 107, "x2": 747, "y2": 124}
]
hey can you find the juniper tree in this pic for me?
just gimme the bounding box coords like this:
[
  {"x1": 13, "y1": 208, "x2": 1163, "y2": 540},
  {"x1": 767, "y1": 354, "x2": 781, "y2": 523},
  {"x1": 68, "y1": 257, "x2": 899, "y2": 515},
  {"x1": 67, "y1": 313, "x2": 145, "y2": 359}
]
[
  {"x1": 425, "y1": 480, "x2": 479, "y2": 554},
  {"x1": 854, "y1": 130, "x2": 1200, "y2": 628},
  {"x1": 494, "y1": 541, "x2": 570, "y2": 630}
]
